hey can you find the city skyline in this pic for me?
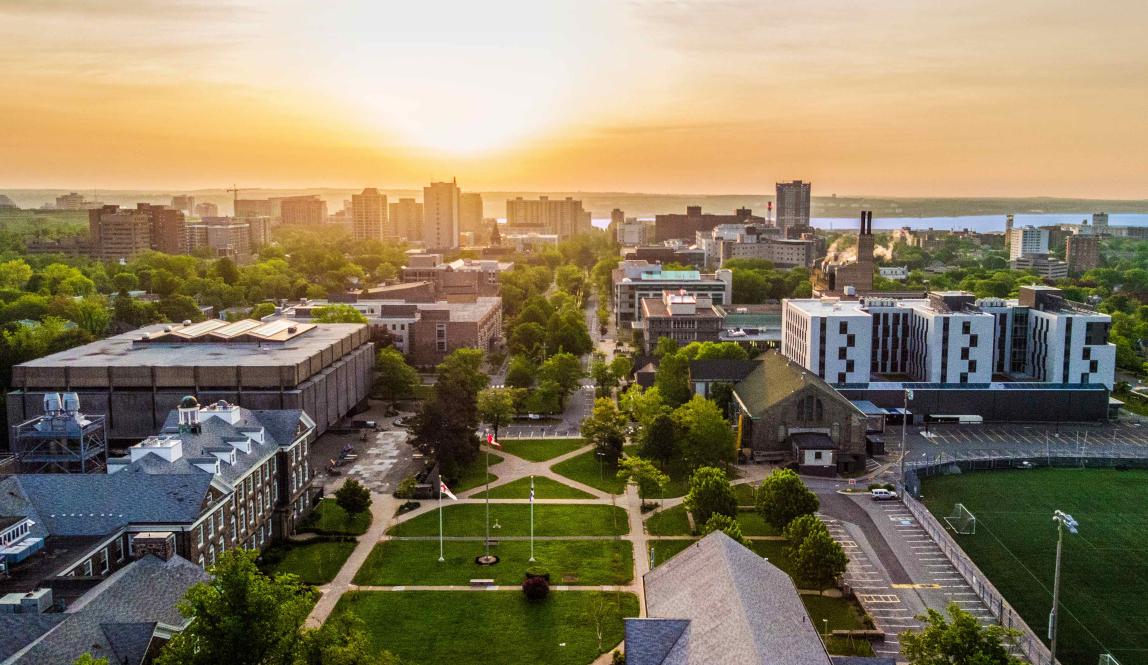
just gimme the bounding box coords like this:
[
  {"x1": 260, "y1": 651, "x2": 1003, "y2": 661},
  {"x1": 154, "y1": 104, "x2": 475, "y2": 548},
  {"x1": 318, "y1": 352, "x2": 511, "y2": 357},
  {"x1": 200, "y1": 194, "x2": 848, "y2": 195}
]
[{"x1": 2, "y1": 1, "x2": 1147, "y2": 198}]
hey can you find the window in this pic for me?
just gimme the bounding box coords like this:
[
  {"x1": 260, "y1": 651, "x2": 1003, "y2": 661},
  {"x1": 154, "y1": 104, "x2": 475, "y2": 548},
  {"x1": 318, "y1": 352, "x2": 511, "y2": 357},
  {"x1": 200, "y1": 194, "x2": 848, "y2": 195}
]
[
  {"x1": 838, "y1": 321, "x2": 848, "y2": 334},
  {"x1": 838, "y1": 347, "x2": 847, "y2": 360},
  {"x1": 846, "y1": 334, "x2": 855, "y2": 348},
  {"x1": 846, "y1": 359, "x2": 855, "y2": 372},
  {"x1": 970, "y1": 334, "x2": 979, "y2": 346},
  {"x1": 837, "y1": 372, "x2": 846, "y2": 384},
  {"x1": 813, "y1": 451, "x2": 823, "y2": 460},
  {"x1": 962, "y1": 321, "x2": 971, "y2": 335},
  {"x1": 969, "y1": 360, "x2": 977, "y2": 372},
  {"x1": 84, "y1": 559, "x2": 93, "y2": 576},
  {"x1": 960, "y1": 347, "x2": 969, "y2": 360}
]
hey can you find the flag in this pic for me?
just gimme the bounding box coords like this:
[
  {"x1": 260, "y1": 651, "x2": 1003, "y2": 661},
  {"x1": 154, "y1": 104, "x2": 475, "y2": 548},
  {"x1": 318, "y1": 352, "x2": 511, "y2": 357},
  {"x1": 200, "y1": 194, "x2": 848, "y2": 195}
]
[
  {"x1": 530, "y1": 477, "x2": 535, "y2": 504},
  {"x1": 486, "y1": 433, "x2": 503, "y2": 449},
  {"x1": 439, "y1": 480, "x2": 457, "y2": 501}
]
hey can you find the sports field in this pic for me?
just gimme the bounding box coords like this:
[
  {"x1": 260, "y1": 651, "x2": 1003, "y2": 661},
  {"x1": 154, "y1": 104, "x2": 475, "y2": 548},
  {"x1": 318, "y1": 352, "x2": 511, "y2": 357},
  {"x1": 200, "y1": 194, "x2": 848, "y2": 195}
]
[{"x1": 921, "y1": 468, "x2": 1148, "y2": 665}]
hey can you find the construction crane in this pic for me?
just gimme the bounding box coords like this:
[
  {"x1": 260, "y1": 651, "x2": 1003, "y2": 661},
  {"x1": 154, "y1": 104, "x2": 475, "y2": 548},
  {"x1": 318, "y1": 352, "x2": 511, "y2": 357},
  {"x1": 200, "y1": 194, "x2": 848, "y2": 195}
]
[{"x1": 226, "y1": 184, "x2": 243, "y2": 216}]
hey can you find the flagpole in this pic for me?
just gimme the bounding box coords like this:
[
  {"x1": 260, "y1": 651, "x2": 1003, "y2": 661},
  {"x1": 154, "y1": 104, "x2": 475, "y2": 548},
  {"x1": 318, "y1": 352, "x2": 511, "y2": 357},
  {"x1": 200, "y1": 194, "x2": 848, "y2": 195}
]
[
  {"x1": 484, "y1": 436, "x2": 491, "y2": 559},
  {"x1": 529, "y1": 475, "x2": 536, "y2": 562},
  {"x1": 438, "y1": 474, "x2": 444, "y2": 562}
]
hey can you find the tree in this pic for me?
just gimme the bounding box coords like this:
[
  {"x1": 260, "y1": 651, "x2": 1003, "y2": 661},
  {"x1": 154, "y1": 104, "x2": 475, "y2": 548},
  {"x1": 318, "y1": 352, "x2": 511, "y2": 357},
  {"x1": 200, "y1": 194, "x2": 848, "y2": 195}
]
[
  {"x1": 617, "y1": 456, "x2": 669, "y2": 503},
  {"x1": 639, "y1": 413, "x2": 678, "y2": 468},
  {"x1": 554, "y1": 264, "x2": 587, "y2": 295},
  {"x1": 653, "y1": 351, "x2": 691, "y2": 407},
  {"x1": 508, "y1": 321, "x2": 547, "y2": 361},
  {"x1": 294, "y1": 613, "x2": 397, "y2": 665},
  {"x1": 620, "y1": 384, "x2": 668, "y2": 428},
  {"x1": 683, "y1": 466, "x2": 737, "y2": 526},
  {"x1": 0, "y1": 259, "x2": 33, "y2": 290},
  {"x1": 334, "y1": 478, "x2": 372, "y2": 515},
  {"x1": 375, "y1": 347, "x2": 418, "y2": 402},
  {"x1": 783, "y1": 513, "x2": 828, "y2": 559},
  {"x1": 585, "y1": 593, "x2": 623, "y2": 654},
  {"x1": 112, "y1": 271, "x2": 140, "y2": 295},
  {"x1": 523, "y1": 379, "x2": 563, "y2": 414},
  {"x1": 505, "y1": 354, "x2": 536, "y2": 389},
  {"x1": 436, "y1": 348, "x2": 489, "y2": 398},
  {"x1": 249, "y1": 302, "x2": 277, "y2": 320},
  {"x1": 700, "y1": 513, "x2": 749, "y2": 547},
  {"x1": 756, "y1": 469, "x2": 819, "y2": 530},
  {"x1": 214, "y1": 257, "x2": 241, "y2": 285},
  {"x1": 311, "y1": 304, "x2": 368, "y2": 324},
  {"x1": 156, "y1": 551, "x2": 313, "y2": 665},
  {"x1": 538, "y1": 352, "x2": 584, "y2": 403},
  {"x1": 793, "y1": 528, "x2": 847, "y2": 588},
  {"x1": 590, "y1": 356, "x2": 618, "y2": 397},
  {"x1": 478, "y1": 386, "x2": 519, "y2": 440},
  {"x1": 522, "y1": 573, "x2": 550, "y2": 601},
  {"x1": 412, "y1": 396, "x2": 479, "y2": 481},
  {"x1": 672, "y1": 395, "x2": 735, "y2": 471},
  {"x1": 73, "y1": 655, "x2": 109, "y2": 665},
  {"x1": 901, "y1": 603, "x2": 1023, "y2": 665},
  {"x1": 581, "y1": 397, "x2": 628, "y2": 465}
]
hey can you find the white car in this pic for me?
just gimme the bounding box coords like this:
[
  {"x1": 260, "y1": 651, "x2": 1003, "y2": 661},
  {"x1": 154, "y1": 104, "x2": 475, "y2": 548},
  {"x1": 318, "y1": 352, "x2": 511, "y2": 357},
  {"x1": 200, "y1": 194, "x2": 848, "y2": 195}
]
[{"x1": 870, "y1": 488, "x2": 898, "y2": 501}]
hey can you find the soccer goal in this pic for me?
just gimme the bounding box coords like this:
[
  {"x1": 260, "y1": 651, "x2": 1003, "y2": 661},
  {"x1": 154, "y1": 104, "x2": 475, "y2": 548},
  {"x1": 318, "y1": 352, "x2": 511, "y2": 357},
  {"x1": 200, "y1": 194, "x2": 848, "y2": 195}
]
[{"x1": 944, "y1": 503, "x2": 977, "y2": 534}]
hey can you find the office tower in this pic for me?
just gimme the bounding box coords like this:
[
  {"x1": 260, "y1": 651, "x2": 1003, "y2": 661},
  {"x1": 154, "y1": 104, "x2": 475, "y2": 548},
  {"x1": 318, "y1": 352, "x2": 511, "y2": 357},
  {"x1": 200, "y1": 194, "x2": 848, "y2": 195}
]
[
  {"x1": 775, "y1": 180, "x2": 811, "y2": 230},
  {"x1": 611, "y1": 208, "x2": 625, "y2": 228},
  {"x1": 170, "y1": 195, "x2": 195, "y2": 215},
  {"x1": 423, "y1": 180, "x2": 460, "y2": 249},
  {"x1": 389, "y1": 198, "x2": 424, "y2": 241},
  {"x1": 55, "y1": 192, "x2": 88, "y2": 210},
  {"x1": 280, "y1": 196, "x2": 327, "y2": 226},
  {"x1": 1066, "y1": 234, "x2": 1100, "y2": 275},
  {"x1": 194, "y1": 202, "x2": 218, "y2": 217},
  {"x1": 1008, "y1": 226, "x2": 1049, "y2": 260},
  {"x1": 459, "y1": 192, "x2": 484, "y2": 237},
  {"x1": 351, "y1": 188, "x2": 388, "y2": 241},
  {"x1": 505, "y1": 196, "x2": 592, "y2": 238},
  {"x1": 1092, "y1": 212, "x2": 1109, "y2": 231}
]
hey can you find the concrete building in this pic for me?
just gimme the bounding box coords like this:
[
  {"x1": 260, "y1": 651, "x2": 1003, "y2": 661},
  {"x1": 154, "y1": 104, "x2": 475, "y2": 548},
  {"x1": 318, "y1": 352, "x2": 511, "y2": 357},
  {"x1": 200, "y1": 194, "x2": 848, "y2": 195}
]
[
  {"x1": 1010, "y1": 253, "x2": 1068, "y2": 279},
  {"x1": 186, "y1": 217, "x2": 259, "y2": 260},
  {"x1": 714, "y1": 228, "x2": 823, "y2": 269},
  {"x1": 280, "y1": 296, "x2": 501, "y2": 367},
  {"x1": 616, "y1": 219, "x2": 649, "y2": 246},
  {"x1": 1093, "y1": 212, "x2": 1109, "y2": 232},
  {"x1": 653, "y1": 206, "x2": 763, "y2": 242},
  {"x1": 459, "y1": 192, "x2": 484, "y2": 237},
  {"x1": 55, "y1": 193, "x2": 88, "y2": 210},
  {"x1": 613, "y1": 260, "x2": 733, "y2": 328},
  {"x1": 87, "y1": 204, "x2": 187, "y2": 260},
  {"x1": 505, "y1": 196, "x2": 592, "y2": 239},
  {"x1": 731, "y1": 351, "x2": 868, "y2": 473},
  {"x1": 626, "y1": 531, "x2": 834, "y2": 665},
  {"x1": 279, "y1": 196, "x2": 327, "y2": 226},
  {"x1": 781, "y1": 286, "x2": 1115, "y2": 388},
  {"x1": 503, "y1": 232, "x2": 560, "y2": 253},
  {"x1": 811, "y1": 211, "x2": 875, "y2": 296},
  {"x1": 194, "y1": 201, "x2": 218, "y2": 217},
  {"x1": 423, "y1": 180, "x2": 460, "y2": 249},
  {"x1": 640, "y1": 291, "x2": 725, "y2": 352},
  {"x1": 170, "y1": 195, "x2": 195, "y2": 216},
  {"x1": 610, "y1": 208, "x2": 625, "y2": 228},
  {"x1": 400, "y1": 253, "x2": 513, "y2": 299},
  {"x1": 1008, "y1": 226, "x2": 1049, "y2": 260},
  {"x1": 1066, "y1": 234, "x2": 1100, "y2": 275},
  {"x1": 775, "y1": 180, "x2": 811, "y2": 231},
  {"x1": 879, "y1": 266, "x2": 909, "y2": 281},
  {"x1": 234, "y1": 198, "x2": 274, "y2": 219},
  {"x1": 7, "y1": 320, "x2": 374, "y2": 442},
  {"x1": 350, "y1": 187, "x2": 388, "y2": 242},
  {"x1": 389, "y1": 197, "x2": 424, "y2": 242}
]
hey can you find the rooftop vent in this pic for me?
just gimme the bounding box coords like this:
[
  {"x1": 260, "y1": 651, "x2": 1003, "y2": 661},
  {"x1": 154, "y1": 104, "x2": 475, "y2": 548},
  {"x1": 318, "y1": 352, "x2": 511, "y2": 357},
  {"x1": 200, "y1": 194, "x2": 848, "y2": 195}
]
[{"x1": 182, "y1": 319, "x2": 192, "y2": 326}]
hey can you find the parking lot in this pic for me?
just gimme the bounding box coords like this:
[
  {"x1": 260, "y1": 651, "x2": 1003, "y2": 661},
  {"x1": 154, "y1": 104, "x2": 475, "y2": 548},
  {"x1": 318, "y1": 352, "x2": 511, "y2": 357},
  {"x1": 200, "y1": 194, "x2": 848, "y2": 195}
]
[{"x1": 901, "y1": 422, "x2": 1148, "y2": 465}]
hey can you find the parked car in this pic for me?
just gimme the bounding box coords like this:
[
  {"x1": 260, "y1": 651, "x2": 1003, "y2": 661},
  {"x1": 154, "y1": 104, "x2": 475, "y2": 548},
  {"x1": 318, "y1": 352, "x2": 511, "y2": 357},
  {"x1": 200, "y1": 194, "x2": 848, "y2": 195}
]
[
  {"x1": 870, "y1": 488, "x2": 898, "y2": 501},
  {"x1": 1017, "y1": 460, "x2": 1035, "y2": 469},
  {"x1": 526, "y1": 413, "x2": 542, "y2": 420}
]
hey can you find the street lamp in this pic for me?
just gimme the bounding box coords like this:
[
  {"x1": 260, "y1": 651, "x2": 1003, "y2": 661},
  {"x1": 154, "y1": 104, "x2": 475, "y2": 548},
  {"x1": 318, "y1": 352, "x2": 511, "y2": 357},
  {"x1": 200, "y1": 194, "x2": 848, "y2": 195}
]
[
  {"x1": 596, "y1": 450, "x2": 606, "y2": 482},
  {"x1": 899, "y1": 389, "x2": 914, "y2": 488},
  {"x1": 1049, "y1": 510, "x2": 1079, "y2": 664}
]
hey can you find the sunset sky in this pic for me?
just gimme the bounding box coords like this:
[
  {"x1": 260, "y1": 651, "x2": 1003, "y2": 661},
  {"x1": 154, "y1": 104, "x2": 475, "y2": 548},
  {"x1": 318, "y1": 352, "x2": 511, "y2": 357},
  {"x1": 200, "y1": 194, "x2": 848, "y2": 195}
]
[{"x1": 2, "y1": 0, "x2": 1146, "y2": 197}]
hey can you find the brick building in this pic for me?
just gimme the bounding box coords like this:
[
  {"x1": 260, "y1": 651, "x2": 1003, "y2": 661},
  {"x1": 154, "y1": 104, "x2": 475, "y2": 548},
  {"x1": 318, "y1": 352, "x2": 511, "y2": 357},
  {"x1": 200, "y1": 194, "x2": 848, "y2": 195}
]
[
  {"x1": 1066, "y1": 234, "x2": 1100, "y2": 275},
  {"x1": 640, "y1": 291, "x2": 724, "y2": 352},
  {"x1": 653, "y1": 206, "x2": 764, "y2": 242},
  {"x1": 88, "y1": 204, "x2": 187, "y2": 260},
  {"x1": 811, "y1": 211, "x2": 875, "y2": 296},
  {"x1": 400, "y1": 253, "x2": 513, "y2": 299}
]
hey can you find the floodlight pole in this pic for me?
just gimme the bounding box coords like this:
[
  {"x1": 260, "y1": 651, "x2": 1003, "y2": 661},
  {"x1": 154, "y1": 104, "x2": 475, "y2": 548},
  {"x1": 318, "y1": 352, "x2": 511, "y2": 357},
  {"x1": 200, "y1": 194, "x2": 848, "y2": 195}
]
[
  {"x1": 899, "y1": 389, "x2": 910, "y2": 486},
  {"x1": 1049, "y1": 510, "x2": 1076, "y2": 664}
]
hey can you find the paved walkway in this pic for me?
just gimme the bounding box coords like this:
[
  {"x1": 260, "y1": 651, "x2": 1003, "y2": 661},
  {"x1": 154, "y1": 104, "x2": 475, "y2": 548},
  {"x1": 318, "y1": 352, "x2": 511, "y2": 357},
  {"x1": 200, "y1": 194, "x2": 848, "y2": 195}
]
[{"x1": 305, "y1": 492, "x2": 397, "y2": 627}]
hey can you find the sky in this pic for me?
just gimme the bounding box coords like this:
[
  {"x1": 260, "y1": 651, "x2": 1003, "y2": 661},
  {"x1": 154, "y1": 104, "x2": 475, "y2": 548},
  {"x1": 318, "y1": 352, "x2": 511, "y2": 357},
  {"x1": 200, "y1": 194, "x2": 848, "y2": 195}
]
[{"x1": 1, "y1": 0, "x2": 1146, "y2": 198}]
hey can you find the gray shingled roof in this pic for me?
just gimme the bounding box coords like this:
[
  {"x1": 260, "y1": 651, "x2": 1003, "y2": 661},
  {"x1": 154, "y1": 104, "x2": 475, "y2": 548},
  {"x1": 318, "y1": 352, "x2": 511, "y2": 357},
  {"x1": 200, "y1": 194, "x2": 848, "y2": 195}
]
[
  {"x1": 632, "y1": 531, "x2": 833, "y2": 665},
  {"x1": 688, "y1": 359, "x2": 761, "y2": 383},
  {"x1": 7, "y1": 554, "x2": 208, "y2": 664},
  {"x1": 0, "y1": 615, "x2": 65, "y2": 662}
]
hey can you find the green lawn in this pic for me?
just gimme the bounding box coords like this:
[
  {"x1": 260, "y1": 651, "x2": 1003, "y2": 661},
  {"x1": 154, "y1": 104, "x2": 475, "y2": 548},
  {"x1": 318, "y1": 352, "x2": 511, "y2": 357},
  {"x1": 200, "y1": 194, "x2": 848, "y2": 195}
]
[
  {"x1": 921, "y1": 468, "x2": 1148, "y2": 665},
  {"x1": 622, "y1": 445, "x2": 691, "y2": 499},
  {"x1": 648, "y1": 538, "x2": 698, "y2": 567},
  {"x1": 300, "y1": 499, "x2": 371, "y2": 536},
  {"x1": 498, "y1": 437, "x2": 586, "y2": 462},
  {"x1": 472, "y1": 476, "x2": 595, "y2": 499},
  {"x1": 645, "y1": 505, "x2": 693, "y2": 536},
  {"x1": 736, "y1": 509, "x2": 780, "y2": 537},
  {"x1": 748, "y1": 539, "x2": 800, "y2": 583},
  {"x1": 452, "y1": 452, "x2": 503, "y2": 492},
  {"x1": 258, "y1": 540, "x2": 356, "y2": 586},
  {"x1": 803, "y1": 595, "x2": 876, "y2": 657},
  {"x1": 551, "y1": 449, "x2": 627, "y2": 494},
  {"x1": 354, "y1": 539, "x2": 633, "y2": 586},
  {"x1": 734, "y1": 482, "x2": 757, "y2": 505},
  {"x1": 388, "y1": 503, "x2": 630, "y2": 537},
  {"x1": 332, "y1": 591, "x2": 639, "y2": 665}
]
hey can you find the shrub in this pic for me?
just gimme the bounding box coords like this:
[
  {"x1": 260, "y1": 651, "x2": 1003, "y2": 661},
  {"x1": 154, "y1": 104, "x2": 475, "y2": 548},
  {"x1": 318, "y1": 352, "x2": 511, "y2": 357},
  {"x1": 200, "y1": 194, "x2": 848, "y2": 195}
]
[
  {"x1": 395, "y1": 475, "x2": 417, "y2": 499},
  {"x1": 522, "y1": 573, "x2": 550, "y2": 601}
]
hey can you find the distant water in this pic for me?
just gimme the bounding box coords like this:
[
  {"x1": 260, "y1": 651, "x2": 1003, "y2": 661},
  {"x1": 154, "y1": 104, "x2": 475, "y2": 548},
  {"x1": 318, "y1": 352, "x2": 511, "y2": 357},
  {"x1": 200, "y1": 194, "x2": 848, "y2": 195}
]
[{"x1": 590, "y1": 213, "x2": 1148, "y2": 233}]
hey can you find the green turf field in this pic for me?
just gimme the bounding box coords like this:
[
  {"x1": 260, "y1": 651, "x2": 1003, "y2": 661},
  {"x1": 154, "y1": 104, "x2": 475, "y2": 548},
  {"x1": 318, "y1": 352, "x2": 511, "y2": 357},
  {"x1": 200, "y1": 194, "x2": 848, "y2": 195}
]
[{"x1": 921, "y1": 468, "x2": 1148, "y2": 665}]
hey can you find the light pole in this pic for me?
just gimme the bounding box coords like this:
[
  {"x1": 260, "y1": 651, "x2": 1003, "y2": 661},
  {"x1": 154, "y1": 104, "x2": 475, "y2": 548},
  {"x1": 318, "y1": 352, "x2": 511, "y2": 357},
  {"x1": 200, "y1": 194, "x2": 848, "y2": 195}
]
[
  {"x1": 1049, "y1": 510, "x2": 1078, "y2": 664},
  {"x1": 900, "y1": 389, "x2": 913, "y2": 487},
  {"x1": 596, "y1": 450, "x2": 606, "y2": 482}
]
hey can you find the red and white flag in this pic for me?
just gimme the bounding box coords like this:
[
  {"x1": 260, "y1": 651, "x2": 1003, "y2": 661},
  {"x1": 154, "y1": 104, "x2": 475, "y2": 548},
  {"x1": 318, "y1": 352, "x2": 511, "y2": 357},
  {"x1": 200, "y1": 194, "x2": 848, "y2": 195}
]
[
  {"x1": 486, "y1": 433, "x2": 503, "y2": 449},
  {"x1": 439, "y1": 480, "x2": 457, "y2": 500}
]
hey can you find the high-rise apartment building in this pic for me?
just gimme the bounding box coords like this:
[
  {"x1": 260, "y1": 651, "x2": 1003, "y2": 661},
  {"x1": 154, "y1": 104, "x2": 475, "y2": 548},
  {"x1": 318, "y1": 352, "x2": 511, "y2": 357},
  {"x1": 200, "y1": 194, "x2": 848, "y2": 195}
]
[
  {"x1": 351, "y1": 188, "x2": 388, "y2": 242},
  {"x1": 88, "y1": 204, "x2": 187, "y2": 260},
  {"x1": 611, "y1": 208, "x2": 625, "y2": 227},
  {"x1": 776, "y1": 180, "x2": 811, "y2": 230},
  {"x1": 141, "y1": 203, "x2": 188, "y2": 254},
  {"x1": 170, "y1": 195, "x2": 195, "y2": 215},
  {"x1": 389, "y1": 198, "x2": 424, "y2": 241},
  {"x1": 1008, "y1": 226, "x2": 1049, "y2": 260},
  {"x1": 1092, "y1": 212, "x2": 1109, "y2": 232},
  {"x1": 423, "y1": 180, "x2": 460, "y2": 249},
  {"x1": 194, "y1": 202, "x2": 218, "y2": 217},
  {"x1": 505, "y1": 196, "x2": 592, "y2": 239},
  {"x1": 280, "y1": 196, "x2": 327, "y2": 226},
  {"x1": 1066, "y1": 234, "x2": 1100, "y2": 275},
  {"x1": 459, "y1": 192, "x2": 484, "y2": 237},
  {"x1": 234, "y1": 199, "x2": 274, "y2": 218}
]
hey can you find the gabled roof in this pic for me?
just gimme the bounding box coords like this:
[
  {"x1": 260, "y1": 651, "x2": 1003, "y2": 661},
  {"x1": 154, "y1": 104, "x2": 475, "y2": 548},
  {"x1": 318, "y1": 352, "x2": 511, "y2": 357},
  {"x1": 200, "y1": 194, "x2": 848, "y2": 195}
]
[
  {"x1": 732, "y1": 351, "x2": 862, "y2": 419},
  {"x1": 6, "y1": 555, "x2": 208, "y2": 664},
  {"x1": 632, "y1": 531, "x2": 832, "y2": 665},
  {"x1": 688, "y1": 359, "x2": 761, "y2": 383}
]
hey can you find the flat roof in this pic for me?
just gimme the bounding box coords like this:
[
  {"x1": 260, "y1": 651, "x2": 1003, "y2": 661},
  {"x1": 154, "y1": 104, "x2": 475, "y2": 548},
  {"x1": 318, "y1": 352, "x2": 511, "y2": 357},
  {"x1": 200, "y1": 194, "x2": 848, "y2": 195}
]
[
  {"x1": 15, "y1": 322, "x2": 366, "y2": 369},
  {"x1": 640, "y1": 270, "x2": 701, "y2": 281}
]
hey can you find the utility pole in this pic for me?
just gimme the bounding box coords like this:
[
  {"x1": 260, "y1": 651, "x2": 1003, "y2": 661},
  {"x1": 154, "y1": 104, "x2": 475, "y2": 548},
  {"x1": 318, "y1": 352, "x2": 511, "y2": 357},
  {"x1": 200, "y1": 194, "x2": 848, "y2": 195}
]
[{"x1": 1049, "y1": 510, "x2": 1078, "y2": 664}]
